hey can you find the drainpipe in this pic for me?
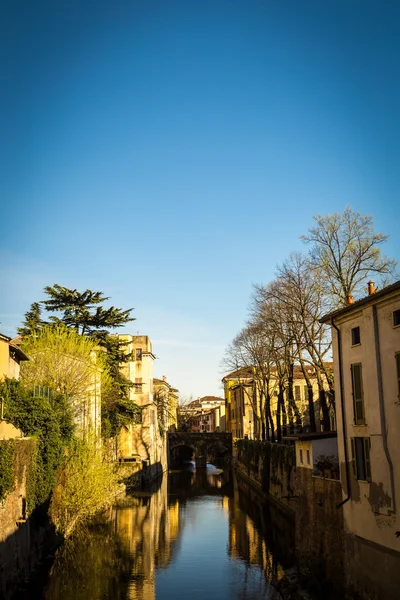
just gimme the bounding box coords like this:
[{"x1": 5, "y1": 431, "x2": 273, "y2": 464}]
[
  {"x1": 331, "y1": 317, "x2": 351, "y2": 509},
  {"x1": 372, "y1": 304, "x2": 396, "y2": 513}
]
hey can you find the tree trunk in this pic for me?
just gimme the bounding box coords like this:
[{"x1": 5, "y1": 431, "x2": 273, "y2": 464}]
[
  {"x1": 278, "y1": 384, "x2": 286, "y2": 438},
  {"x1": 319, "y1": 387, "x2": 330, "y2": 431},
  {"x1": 276, "y1": 394, "x2": 282, "y2": 442}
]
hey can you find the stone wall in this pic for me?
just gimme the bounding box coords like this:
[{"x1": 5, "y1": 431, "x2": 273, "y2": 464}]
[
  {"x1": 295, "y1": 467, "x2": 344, "y2": 594},
  {"x1": 235, "y1": 440, "x2": 296, "y2": 514},
  {"x1": 0, "y1": 438, "x2": 58, "y2": 600},
  {"x1": 344, "y1": 532, "x2": 400, "y2": 600}
]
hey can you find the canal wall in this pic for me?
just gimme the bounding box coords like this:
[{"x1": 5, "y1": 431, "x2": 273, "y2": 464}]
[
  {"x1": 118, "y1": 460, "x2": 166, "y2": 490},
  {"x1": 294, "y1": 467, "x2": 344, "y2": 594},
  {"x1": 0, "y1": 438, "x2": 58, "y2": 600},
  {"x1": 234, "y1": 440, "x2": 296, "y2": 514}
]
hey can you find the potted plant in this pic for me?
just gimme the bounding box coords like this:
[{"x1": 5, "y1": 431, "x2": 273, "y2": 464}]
[{"x1": 315, "y1": 455, "x2": 339, "y2": 479}]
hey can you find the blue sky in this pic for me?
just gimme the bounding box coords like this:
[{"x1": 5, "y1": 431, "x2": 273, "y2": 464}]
[{"x1": 1, "y1": 0, "x2": 399, "y2": 398}]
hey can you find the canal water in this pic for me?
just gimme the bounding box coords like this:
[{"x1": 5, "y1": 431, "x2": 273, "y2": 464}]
[{"x1": 29, "y1": 464, "x2": 295, "y2": 600}]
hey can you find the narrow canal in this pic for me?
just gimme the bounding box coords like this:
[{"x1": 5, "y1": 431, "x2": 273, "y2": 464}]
[{"x1": 28, "y1": 465, "x2": 295, "y2": 600}]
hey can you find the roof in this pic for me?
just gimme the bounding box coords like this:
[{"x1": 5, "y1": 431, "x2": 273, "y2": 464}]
[
  {"x1": 198, "y1": 395, "x2": 224, "y2": 403},
  {"x1": 0, "y1": 334, "x2": 29, "y2": 362},
  {"x1": 320, "y1": 280, "x2": 400, "y2": 324},
  {"x1": 222, "y1": 367, "x2": 255, "y2": 381},
  {"x1": 223, "y1": 363, "x2": 333, "y2": 382}
]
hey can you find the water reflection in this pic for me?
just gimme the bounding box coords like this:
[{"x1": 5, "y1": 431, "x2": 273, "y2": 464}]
[{"x1": 38, "y1": 465, "x2": 293, "y2": 600}]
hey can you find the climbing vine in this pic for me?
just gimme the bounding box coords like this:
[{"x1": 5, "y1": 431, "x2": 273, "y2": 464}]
[
  {"x1": 235, "y1": 439, "x2": 295, "y2": 494},
  {"x1": 0, "y1": 440, "x2": 15, "y2": 502}
]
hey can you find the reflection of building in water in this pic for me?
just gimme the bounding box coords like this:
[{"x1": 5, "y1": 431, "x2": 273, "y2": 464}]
[
  {"x1": 114, "y1": 476, "x2": 181, "y2": 600},
  {"x1": 228, "y1": 485, "x2": 285, "y2": 583}
]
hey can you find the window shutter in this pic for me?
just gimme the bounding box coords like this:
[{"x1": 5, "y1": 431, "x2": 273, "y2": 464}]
[
  {"x1": 351, "y1": 437, "x2": 357, "y2": 478},
  {"x1": 396, "y1": 353, "x2": 400, "y2": 399},
  {"x1": 364, "y1": 438, "x2": 372, "y2": 482},
  {"x1": 351, "y1": 364, "x2": 365, "y2": 425}
]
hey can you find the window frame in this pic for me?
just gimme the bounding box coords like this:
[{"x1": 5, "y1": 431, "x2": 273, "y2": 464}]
[
  {"x1": 395, "y1": 352, "x2": 400, "y2": 400},
  {"x1": 350, "y1": 437, "x2": 371, "y2": 482},
  {"x1": 351, "y1": 363, "x2": 365, "y2": 425},
  {"x1": 351, "y1": 326, "x2": 361, "y2": 346},
  {"x1": 393, "y1": 310, "x2": 400, "y2": 328}
]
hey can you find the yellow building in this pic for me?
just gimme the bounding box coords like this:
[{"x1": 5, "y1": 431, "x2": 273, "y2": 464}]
[
  {"x1": 222, "y1": 368, "x2": 259, "y2": 439},
  {"x1": 223, "y1": 364, "x2": 333, "y2": 439},
  {"x1": 117, "y1": 335, "x2": 167, "y2": 471},
  {"x1": 0, "y1": 333, "x2": 29, "y2": 381},
  {"x1": 321, "y1": 280, "x2": 400, "y2": 598},
  {"x1": 153, "y1": 376, "x2": 179, "y2": 433}
]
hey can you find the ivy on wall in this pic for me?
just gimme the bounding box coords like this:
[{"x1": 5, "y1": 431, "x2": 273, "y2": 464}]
[
  {"x1": 0, "y1": 440, "x2": 15, "y2": 502},
  {"x1": 235, "y1": 439, "x2": 295, "y2": 494}
]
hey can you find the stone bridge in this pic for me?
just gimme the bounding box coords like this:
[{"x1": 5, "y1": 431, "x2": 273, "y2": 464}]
[{"x1": 167, "y1": 432, "x2": 232, "y2": 468}]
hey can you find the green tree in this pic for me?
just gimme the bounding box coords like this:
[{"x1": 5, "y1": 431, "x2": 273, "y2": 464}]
[
  {"x1": 50, "y1": 434, "x2": 120, "y2": 538},
  {"x1": 20, "y1": 324, "x2": 106, "y2": 408},
  {"x1": 19, "y1": 285, "x2": 137, "y2": 437},
  {"x1": 0, "y1": 378, "x2": 74, "y2": 510}
]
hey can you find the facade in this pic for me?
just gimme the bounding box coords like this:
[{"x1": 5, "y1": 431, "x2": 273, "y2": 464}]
[
  {"x1": 0, "y1": 333, "x2": 29, "y2": 381},
  {"x1": 223, "y1": 365, "x2": 333, "y2": 440},
  {"x1": 153, "y1": 376, "x2": 179, "y2": 433},
  {"x1": 182, "y1": 396, "x2": 225, "y2": 433},
  {"x1": 321, "y1": 280, "x2": 400, "y2": 599},
  {"x1": 222, "y1": 368, "x2": 258, "y2": 439},
  {"x1": 0, "y1": 333, "x2": 28, "y2": 440},
  {"x1": 117, "y1": 335, "x2": 158, "y2": 462}
]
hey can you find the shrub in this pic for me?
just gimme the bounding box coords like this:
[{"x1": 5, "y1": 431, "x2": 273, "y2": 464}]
[{"x1": 50, "y1": 435, "x2": 120, "y2": 538}]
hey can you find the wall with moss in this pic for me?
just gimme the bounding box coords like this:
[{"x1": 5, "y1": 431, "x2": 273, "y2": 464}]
[
  {"x1": 0, "y1": 438, "x2": 58, "y2": 599},
  {"x1": 235, "y1": 440, "x2": 296, "y2": 513}
]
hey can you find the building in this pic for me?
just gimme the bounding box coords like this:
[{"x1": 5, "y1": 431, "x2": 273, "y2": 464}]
[
  {"x1": 153, "y1": 376, "x2": 179, "y2": 433},
  {"x1": 0, "y1": 333, "x2": 29, "y2": 381},
  {"x1": 320, "y1": 280, "x2": 400, "y2": 599},
  {"x1": 182, "y1": 396, "x2": 226, "y2": 433},
  {"x1": 222, "y1": 365, "x2": 333, "y2": 440},
  {"x1": 222, "y1": 368, "x2": 258, "y2": 439},
  {"x1": 117, "y1": 335, "x2": 166, "y2": 472}
]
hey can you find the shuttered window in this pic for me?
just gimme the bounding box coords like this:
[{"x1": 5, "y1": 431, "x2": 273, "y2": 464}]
[
  {"x1": 351, "y1": 437, "x2": 371, "y2": 482},
  {"x1": 295, "y1": 385, "x2": 301, "y2": 401},
  {"x1": 396, "y1": 353, "x2": 400, "y2": 399},
  {"x1": 351, "y1": 364, "x2": 365, "y2": 425}
]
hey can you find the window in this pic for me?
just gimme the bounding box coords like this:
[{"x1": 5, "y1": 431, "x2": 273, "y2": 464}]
[
  {"x1": 135, "y1": 348, "x2": 143, "y2": 361},
  {"x1": 304, "y1": 385, "x2": 308, "y2": 401},
  {"x1": 393, "y1": 310, "x2": 400, "y2": 327},
  {"x1": 134, "y1": 377, "x2": 143, "y2": 393},
  {"x1": 396, "y1": 353, "x2": 400, "y2": 399},
  {"x1": 299, "y1": 449, "x2": 303, "y2": 464},
  {"x1": 306, "y1": 449, "x2": 311, "y2": 465},
  {"x1": 351, "y1": 364, "x2": 365, "y2": 424},
  {"x1": 295, "y1": 385, "x2": 301, "y2": 401},
  {"x1": 351, "y1": 437, "x2": 371, "y2": 481},
  {"x1": 351, "y1": 326, "x2": 361, "y2": 346}
]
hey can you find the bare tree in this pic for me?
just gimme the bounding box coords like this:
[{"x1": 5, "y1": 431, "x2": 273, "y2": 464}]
[{"x1": 302, "y1": 207, "x2": 397, "y2": 306}]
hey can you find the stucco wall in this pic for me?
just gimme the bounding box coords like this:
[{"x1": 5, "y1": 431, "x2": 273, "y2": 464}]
[{"x1": 332, "y1": 293, "x2": 400, "y2": 554}]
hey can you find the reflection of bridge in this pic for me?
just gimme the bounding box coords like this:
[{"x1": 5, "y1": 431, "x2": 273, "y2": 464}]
[{"x1": 167, "y1": 432, "x2": 232, "y2": 468}]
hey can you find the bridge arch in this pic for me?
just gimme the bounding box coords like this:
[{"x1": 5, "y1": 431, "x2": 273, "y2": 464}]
[{"x1": 167, "y1": 432, "x2": 232, "y2": 468}]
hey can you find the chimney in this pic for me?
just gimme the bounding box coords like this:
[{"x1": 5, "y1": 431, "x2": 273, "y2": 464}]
[
  {"x1": 368, "y1": 280, "x2": 375, "y2": 295},
  {"x1": 162, "y1": 375, "x2": 167, "y2": 382},
  {"x1": 346, "y1": 293, "x2": 354, "y2": 305}
]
